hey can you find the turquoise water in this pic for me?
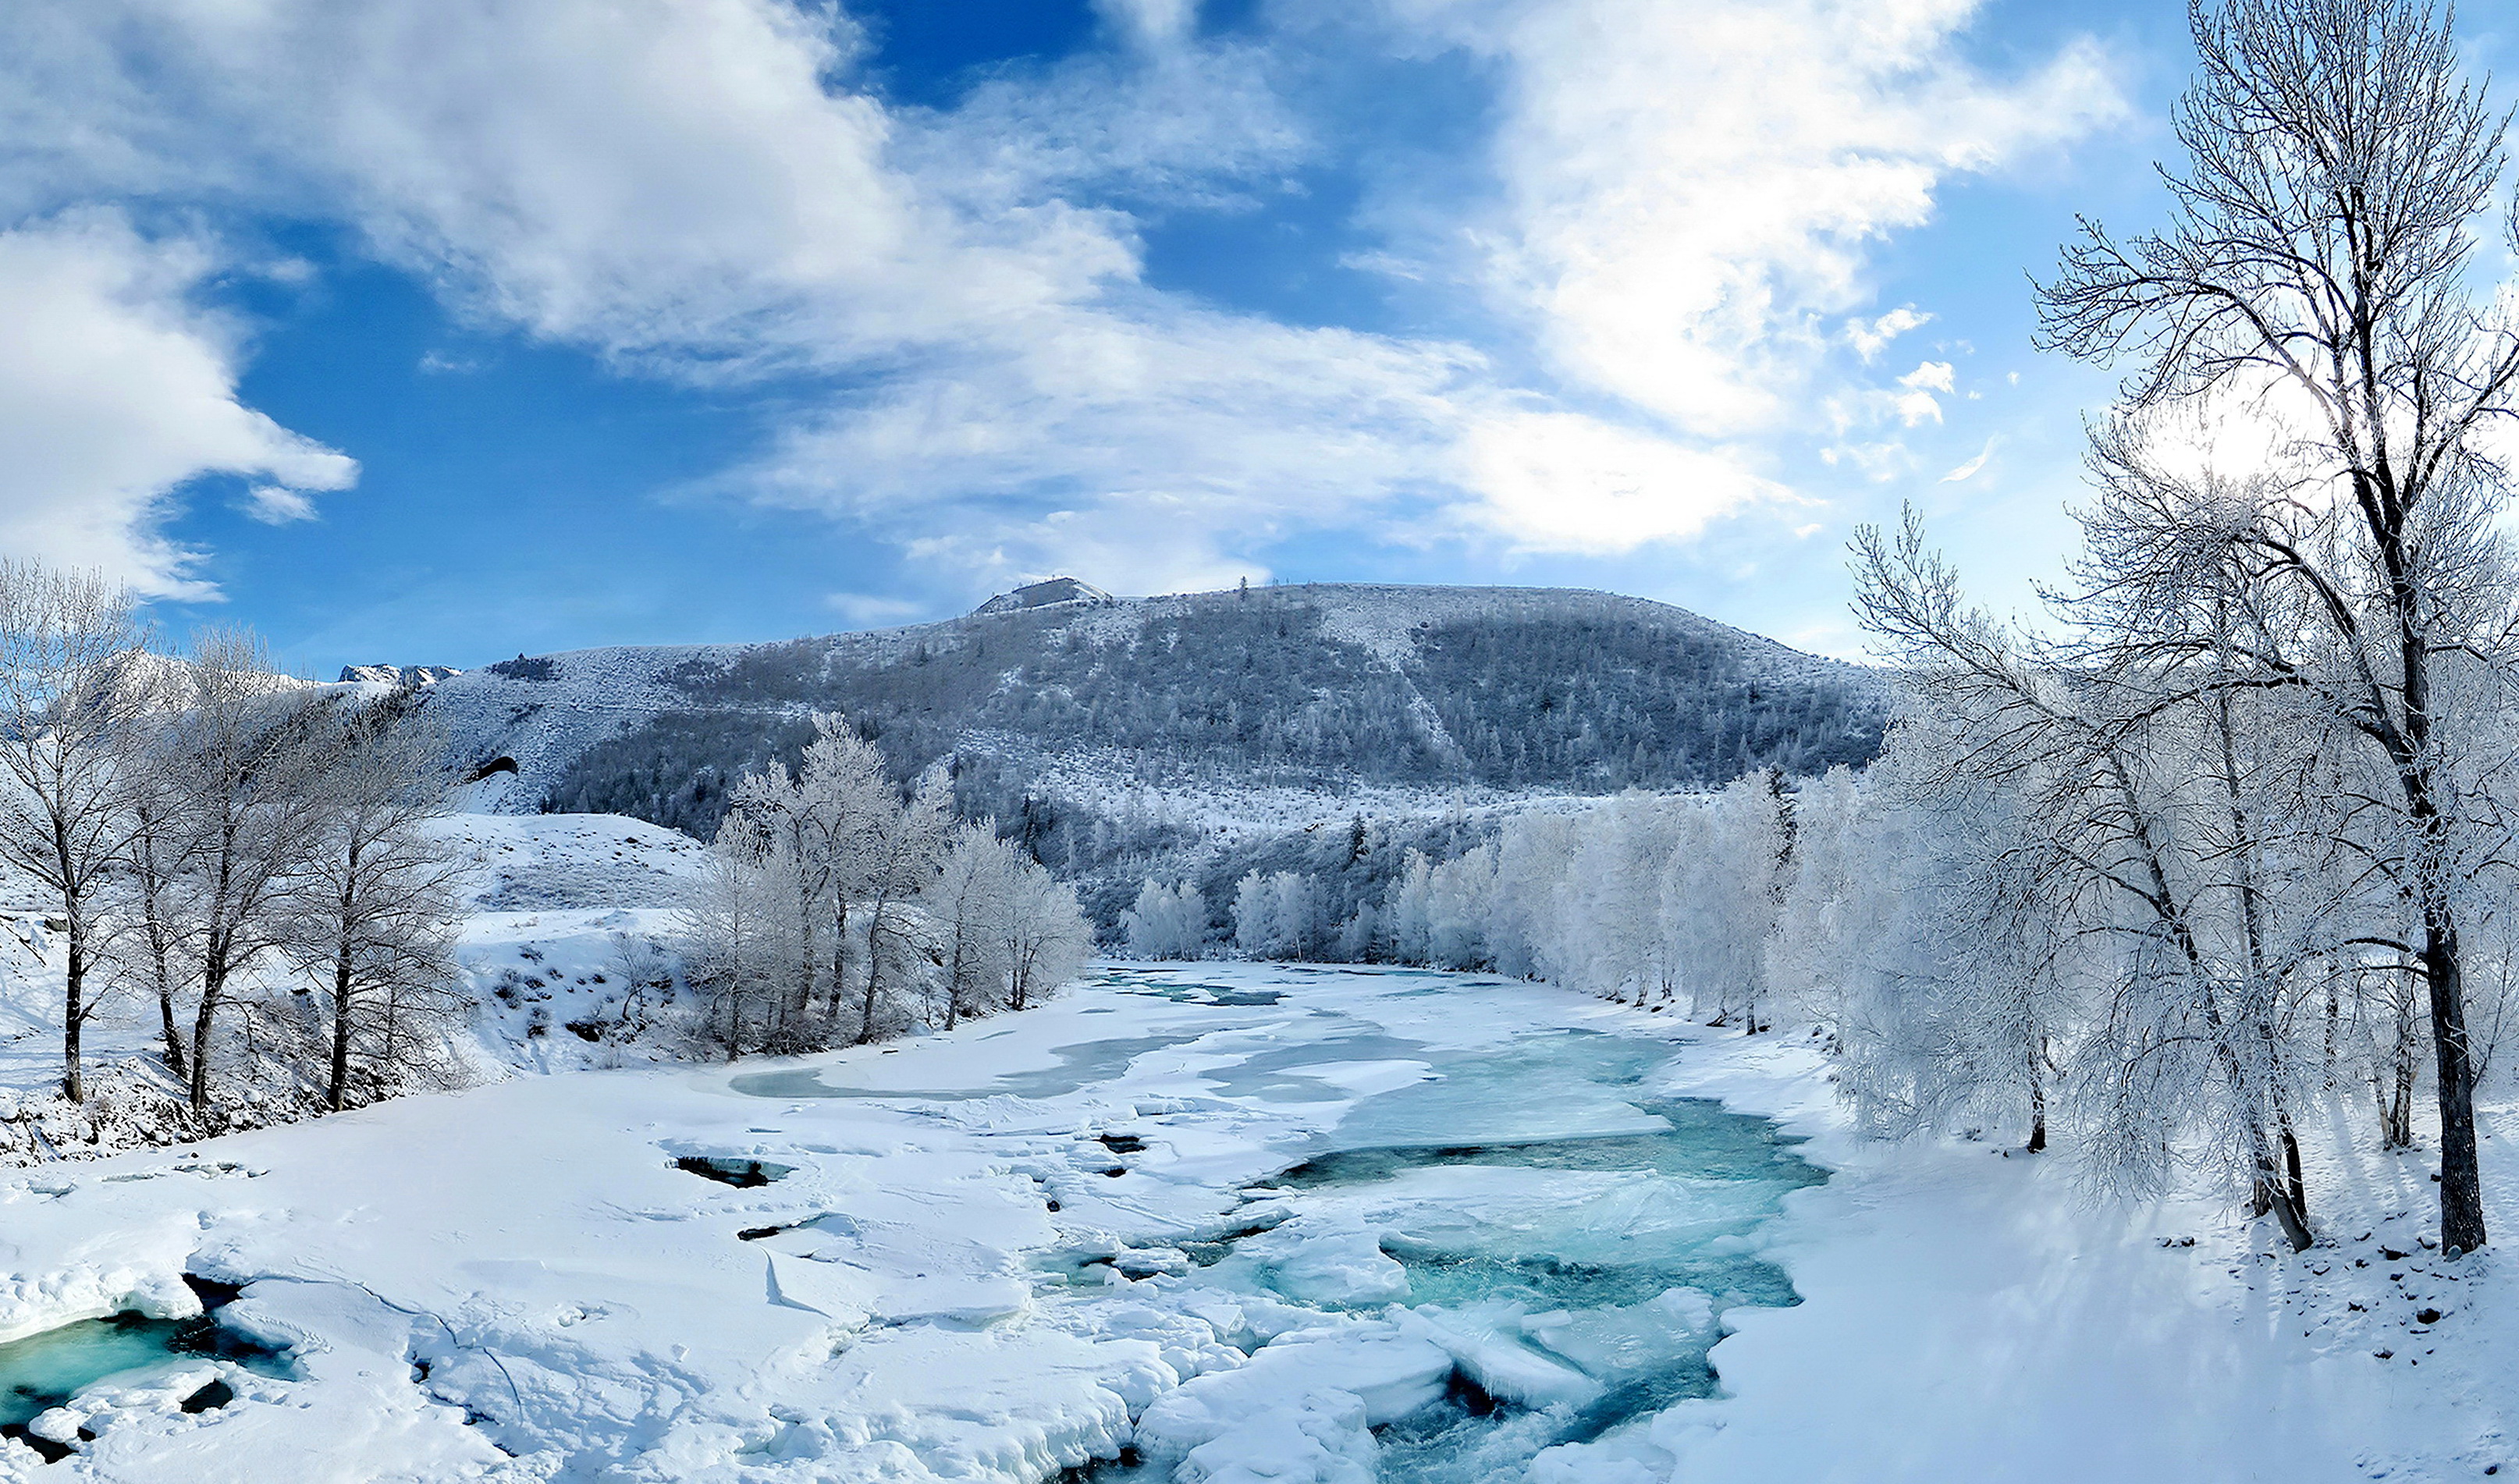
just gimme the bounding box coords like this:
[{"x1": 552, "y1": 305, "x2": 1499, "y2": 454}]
[
  {"x1": 1267, "y1": 1095, "x2": 1817, "y2": 1482},
  {"x1": 1093, "y1": 1007, "x2": 1824, "y2": 1482},
  {"x1": 0, "y1": 1308, "x2": 293, "y2": 1431}
]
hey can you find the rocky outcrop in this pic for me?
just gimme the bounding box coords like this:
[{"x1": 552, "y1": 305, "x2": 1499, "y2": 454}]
[{"x1": 972, "y1": 577, "x2": 1114, "y2": 616}]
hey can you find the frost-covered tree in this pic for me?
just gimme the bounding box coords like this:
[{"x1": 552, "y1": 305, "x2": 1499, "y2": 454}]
[
  {"x1": 1424, "y1": 846, "x2": 1497, "y2": 971},
  {"x1": 1231, "y1": 871, "x2": 1279, "y2": 959},
  {"x1": 1000, "y1": 855, "x2": 1093, "y2": 1012},
  {"x1": 1853, "y1": 516, "x2": 2305, "y2": 1244},
  {"x1": 1384, "y1": 850, "x2": 1435, "y2": 965},
  {"x1": 103, "y1": 704, "x2": 198, "y2": 1083},
  {"x1": 2034, "y1": 0, "x2": 2519, "y2": 1252},
  {"x1": 0, "y1": 561, "x2": 147, "y2": 1101},
  {"x1": 687, "y1": 726, "x2": 1090, "y2": 1049},
  {"x1": 677, "y1": 829, "x2": 782, "y2": 1059},
  {"x1": 723, "y1": 713, "x2": 896, "y2": 1038},
  {"x1": 854, "y1": 765, "x2": 951, "y2": 1042},
  {"x1": 150, "y1": 630, "x2": 343, "y2": 1115},
  {"x1": 1122, "y1": 879, "x2": 1208, "y2": 960},
  {"x1": 286, "y1": 692, "x2": 466, "y2": 1109},
  {"x1": 927, "y1": 823, "x2": 1018, "y2": 1028}
]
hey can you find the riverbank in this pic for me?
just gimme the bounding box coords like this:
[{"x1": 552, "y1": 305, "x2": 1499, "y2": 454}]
[{"x1": 1621, "y1": 1026, "x2": 2514, "y2": 1483}]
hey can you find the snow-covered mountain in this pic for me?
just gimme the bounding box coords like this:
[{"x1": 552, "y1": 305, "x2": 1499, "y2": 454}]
[{"x1": 425, "y1": 582, "x2": 1886, "y2": 823}]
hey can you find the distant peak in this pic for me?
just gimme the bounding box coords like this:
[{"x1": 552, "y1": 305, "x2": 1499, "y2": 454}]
[
  {"x1": 972, "y1": 577, "x2": 1114, "y2": 616},
  {"x1": 339, "y1": 663, "x2": 463, "y2": 687}
]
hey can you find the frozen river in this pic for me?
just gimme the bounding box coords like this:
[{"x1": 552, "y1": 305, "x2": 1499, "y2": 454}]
[
  {"x1": 0, "y1": 964, "x2": 1824, "y2": 1482},
  {"x1": 738, "y1": 964, "x2": 1823, "y2": 1481}
]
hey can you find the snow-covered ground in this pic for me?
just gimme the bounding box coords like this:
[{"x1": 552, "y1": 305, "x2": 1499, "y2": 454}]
[{"x1": 2, "y1": 949, "x2": 2510, "y2": 1482}]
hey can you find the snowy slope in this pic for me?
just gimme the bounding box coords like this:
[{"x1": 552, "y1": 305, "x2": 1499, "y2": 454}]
[{"x1": 424, "y1": 644, "x2": 750, "y2": 810}]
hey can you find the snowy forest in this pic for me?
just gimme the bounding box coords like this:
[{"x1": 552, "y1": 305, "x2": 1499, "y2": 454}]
[{"x1": 18, "y1": 0, "x2": 2519, "y2": 1477}]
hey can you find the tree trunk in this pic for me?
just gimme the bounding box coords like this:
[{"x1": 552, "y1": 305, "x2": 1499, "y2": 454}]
[
  {"x1": 858, "y1": 908, "x2": 884, "y2": 1045},
  {"x1": 329, "y1": 952, "x2": 355, "y2": 1111},
  {"x1": 150, "y1": 889, "x2": 185, "y2": 1081},
  {"x1": 62, "y1": 925, "x2": 83, "y2": 1104},
  {"x1": 2025, "y1": 1037, "x2": 2048, "y2": 1154},
  {"x1": 829, "y1": 896, "x2": 849, "y2": 1016},
  {"x1": 190, "y1": 960, "x2": 226, "y2": 1115},
  {"x1": 2389, "y1": 513, "x2": 2487, "y2": 1251},
  {"x1": 2425, "y1": 922, "x2": 2488, "y2": 1251},
  {"x1": 158, "y1": 985, "x2": 187, "y2": 1082},
  {"x1": 796, "y1": 901, "x2": 817, "y2": 1027}
]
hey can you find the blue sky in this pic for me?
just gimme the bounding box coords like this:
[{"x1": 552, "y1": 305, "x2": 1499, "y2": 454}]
[{"x1": 5, "y1": 0, "x2": 2496, "y2": 674}]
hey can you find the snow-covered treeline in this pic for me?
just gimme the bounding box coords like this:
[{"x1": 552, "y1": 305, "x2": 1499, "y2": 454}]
[
  {"x1": 1121, "y1": 773, "x2": 1797, "y2": 1036},
  {"x1": 672, "y1": 712, "x2": 1095, "y2": 1056},
  {"x1": 1132, "y1": 705, "x2": 2519, "y2": 1257}
]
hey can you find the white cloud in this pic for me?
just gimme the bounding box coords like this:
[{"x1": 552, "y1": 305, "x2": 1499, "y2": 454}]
[
  {"x1": 1940, "y1": 437, "x2": 1996, "y2": 482},
  {"x1": 1899, "y1": 360, "x2": 1956, "y2": 393},
  {"x1": 729, "y1": 304, "x2": 1483, "y2": 591},
  {"x1": 0, "y1": 0, "x2": 2120, "y2": 592},
  {"x1": 243, "y1": 485, "x2": 319, "y2": 524},
  {"x1": 1821, "y1": 439, "x2": 1916, "y2": 481},
  {"x1": 1846, "y1": 306, "x2": 1933, "y2": 362},
  {"x1": 1096, "y1": 0, "x2": 1201, "y2": 51},
  {"x1": 823, "y1": 592, "x2": 926, "y2": 627},
  {"x1": 0, "y1": 211, "x2": 356, "y2": 595},
  {"x1": 1423, "y1": 0, "x2": 2120, "y2": 438},
  {"x1": 1454, "y1": 411, "x2": 1792, "y2": 552},
  {"x1": 1890, "y1": 360, "x2": 1956, "y2": 424}
]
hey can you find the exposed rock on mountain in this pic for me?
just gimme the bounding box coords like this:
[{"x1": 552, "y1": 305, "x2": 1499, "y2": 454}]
[{"x1": 972, "y1": 577, "x2": 1115, "y2": 615}]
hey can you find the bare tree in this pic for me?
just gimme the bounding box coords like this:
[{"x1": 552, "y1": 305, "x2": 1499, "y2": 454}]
[
  {"x1": 153, "y1": 629, "x2": 342, "y2": 1116},
  {"x1": 1853, "y1": 513, "x2": 2323, "y2": 1248},
  {"x1": 103, "y1": 707, "x2": 198, "y2": 1082},
  {"x1": 2036, "y1": 0, "x2": 2519, "y2": 1251},
  {"x1": 0, "y1": 561, "x2": 145, "y2": 1102},
  {"x1": 288, "y1": 690, "x2": 466, "y2": 1109}
]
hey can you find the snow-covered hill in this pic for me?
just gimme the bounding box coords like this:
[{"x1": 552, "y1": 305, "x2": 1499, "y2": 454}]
[{"x1": 424, "y1": 583, "x2": 1885, "y2": 822}]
